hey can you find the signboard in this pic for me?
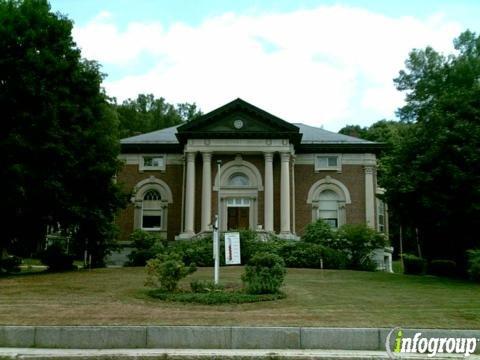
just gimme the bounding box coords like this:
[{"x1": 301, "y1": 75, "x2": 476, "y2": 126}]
[{"x1": 224, "y1": 232, "x2": 241, "y2": 265}]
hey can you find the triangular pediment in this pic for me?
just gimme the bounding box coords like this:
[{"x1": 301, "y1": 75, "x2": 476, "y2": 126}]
[{"x1": 176, "y1": 98, "x2": 302, "y2": 144}]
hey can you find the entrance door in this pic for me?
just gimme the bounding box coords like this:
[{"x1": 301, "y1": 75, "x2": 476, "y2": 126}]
[{"x1": 227, "y1": 207, "x2": 249, "y2": 230}]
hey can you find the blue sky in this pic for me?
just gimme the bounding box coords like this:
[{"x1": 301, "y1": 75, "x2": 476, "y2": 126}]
[{"x1": 49, "y1": 0, "x2": 479, "y2": 130}]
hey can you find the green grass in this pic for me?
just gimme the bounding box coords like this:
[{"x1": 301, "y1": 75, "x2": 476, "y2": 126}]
[{"x1": 0, "y1": 266, "x2": 479, "y2": 328}]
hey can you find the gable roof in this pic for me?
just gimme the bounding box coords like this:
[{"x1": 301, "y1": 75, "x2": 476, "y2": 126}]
[
  {"x1": 120, "y1": 99, "x2": 384, "y2": 153},
  {"x1": 175, "y1": 98, "x2": 302, "y2": 144}
]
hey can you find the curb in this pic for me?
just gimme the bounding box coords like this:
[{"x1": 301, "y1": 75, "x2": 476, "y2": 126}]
[{"x1": 0, "y1": 326, "x2": 479, "y2": 351}]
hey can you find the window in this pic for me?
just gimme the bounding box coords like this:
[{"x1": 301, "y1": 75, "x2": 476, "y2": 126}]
[
  {"x1": 142, "y1": 189, "x2": 162, "y2": 230},
  {"x1": 228, "y1": 173, "x2": 250, "y2": 186},
  {"x1": 315, "y1": 155, "x2": 341, "y2": 171},
  {"x1": 377, "y1": 200, "x2": 386, "y2": 233},
  {"x1": 226, "y1": 197, "x2": 251, "y2": 207},
  {"x1": 140, "y1": 155, "x2": 165, "y2": 171},
  {"x1": 318, "y1": 190, "x2": 339, "y2": 227}
]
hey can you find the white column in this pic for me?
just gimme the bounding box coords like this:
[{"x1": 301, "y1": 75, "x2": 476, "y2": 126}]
[
  {"x1": 280, "y1": 152, "x2": 291, "y2": 234},
  {"x1": 364, "y1": 165, "x2": 375, "y2": 229},
  {"x1": 264, "y1": 152, "x2": 274, "y2": 232},
  {"x1": 201, "y1": 152, "x2": 212, "y2": 232},
  {"x1": 184, "y1": 152, "x2": 196, "y2": 235}
]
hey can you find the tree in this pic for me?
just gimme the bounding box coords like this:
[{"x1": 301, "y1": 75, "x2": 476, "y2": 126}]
[
  {"x1": 115, "y1": 94, "x2": 201, "y2": 138},
  {"x1": 0, "y1": 0, "x2": 127, "y2": 265},
  {"x1": 381, "y1": 30, "x2": 480, "y2": 270}
]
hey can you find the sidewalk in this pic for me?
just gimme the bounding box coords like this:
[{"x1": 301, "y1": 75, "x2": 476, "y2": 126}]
[{"x1": 1, "y1": 348, "x2": 478, "y2": 360}]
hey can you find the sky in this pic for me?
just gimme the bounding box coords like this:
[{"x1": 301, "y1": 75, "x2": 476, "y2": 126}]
[{"x1": 49, "y1": 0, "x2": 480, "y2": 131}]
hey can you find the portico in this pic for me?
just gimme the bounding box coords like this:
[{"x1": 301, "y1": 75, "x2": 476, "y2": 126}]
[{"x1": 178, "y1": 139, "x2": 295, "y2": 239}]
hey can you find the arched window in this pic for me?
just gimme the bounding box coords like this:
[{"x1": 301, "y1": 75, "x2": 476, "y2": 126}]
[
  {"x1": 142, "y1": 189, "x2": 162, "y2": 229},
  {"x1": 317, "y1": 190, "x2": 339, "y2": 228},
  {"x1": 228, "y1": 172, "x2": 250, "y2": 186}
]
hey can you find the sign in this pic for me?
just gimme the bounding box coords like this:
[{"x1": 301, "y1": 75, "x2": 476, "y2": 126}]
[{"x1": 224, "y1": 232, "x2": 241, "y2": 265}]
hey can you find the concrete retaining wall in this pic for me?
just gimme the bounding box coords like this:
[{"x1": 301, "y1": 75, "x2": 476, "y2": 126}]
[{"x1": 0, "y1": 326, "x2": 479, "y2": 351}]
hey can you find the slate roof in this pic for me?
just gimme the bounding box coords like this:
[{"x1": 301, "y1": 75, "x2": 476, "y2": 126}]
[{"x1": 120, "y1": 122, "x2": 374, "y2": 145}]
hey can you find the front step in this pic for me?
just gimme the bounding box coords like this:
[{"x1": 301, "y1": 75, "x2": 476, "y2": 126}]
[{"x1": 0, "y1": 348, "x2": 476, "y2": 360}]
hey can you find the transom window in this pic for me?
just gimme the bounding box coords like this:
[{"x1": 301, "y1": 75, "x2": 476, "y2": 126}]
[
  {"x1": 228, "y1": 173, "x2": 250, "y2": 186},
  {"x1": 142, "y1": 189, "x2": 162, "y2": 229},
  {"x1": 317, "y1": 190, "x2": 339, "y2": 228},
  {"x1": 226, "y1": 197, "x2": 251, "y2": 207},
  {"x1": 315, "y1": 155, "x2": 341, "y2": 171}
]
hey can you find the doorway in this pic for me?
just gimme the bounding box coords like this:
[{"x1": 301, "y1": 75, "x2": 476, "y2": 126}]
[{"x1": 227, "y1": 207, "x2": 249, "y2": 230}]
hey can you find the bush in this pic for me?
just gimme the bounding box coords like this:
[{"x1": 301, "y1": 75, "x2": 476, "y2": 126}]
[
  {"x1": 0, "y1": 255, "x2": 22, "y2": 273},
  {"x1": 321, "y1": 247, "x2": 348, "y2": 269},
  {"x1": 145, "y1": 254, "x2": 197, "y2": 292},
  {"x1": 402, "y1": 254, "x2": 426, "y2": 275},
  {"x1": 302, "y1": 219, "x2": 336, "y2": 245},
  {"x1": 126, "y1": 230, "x2": 163, "y2": 266},
  {"x1": 190, "y1": 279, "x2": 224, "y2": 293},
  {"x1": 242, "y1": 252, "x2": 286, "y2": 294},
  {"x1": 336, "y1": 224, "x2": 387, "y2": 271},
  {"x1": 467, "y1": 249, "x2": 480, "y2": 282},
  {"x1": 39, "y1": 244, "x2": 75, "y2": 271},
  {"x1": 427, "y1": 259, "x2": 457, "y2": 277},
  {"x1": 148, "y1": 289, "x2": 285, "y2": 304}
]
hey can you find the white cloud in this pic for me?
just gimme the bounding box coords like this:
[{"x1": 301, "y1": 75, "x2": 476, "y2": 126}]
[{"x1": 72, "y1": 5, "x2": 462, "y2": 131}]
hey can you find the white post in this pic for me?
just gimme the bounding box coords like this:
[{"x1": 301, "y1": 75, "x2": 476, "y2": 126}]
[
  {"x1": 214, "y1": 160, "x2": 222, "y2": 284},
  {"x1": 184, "y1": 152, "x2": 196, "y2": 236},
  {"x1": 264, "y1": 152, "x2": 274, "y2": 232},
  {"x1": 201, "y1": 152, "x2": 212, "y2": 232},
  {"x1": 280, "y1": 152, "x2": 291, "y2": 235},
  {"x1": 213, "y1": 214, "x2": 219, "y2": 284},
  {"x1": 364, "y1": 165, "x2": 375, "y2": 229}
]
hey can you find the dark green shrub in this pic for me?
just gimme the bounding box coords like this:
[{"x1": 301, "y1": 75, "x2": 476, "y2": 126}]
[
  {"x1": 126, "y1": 230, "x2": 164, "y2": 266},
  {"x1": 39, "y1": 244, "x2": 75, "y2": 271},
  {"x1": 190, "y1": 279, "x2": 224, "y2": 293},
  {"x1": 170, "y1": 237, "x2": 215, "y2": 267},
  {"x1": 403, "y1": 254, "x2": 426, "y2": 275},
  {"x1": 0, "y1": 255, "x2": 22, "y2": 273},
  {"x1": 145, "y1": 254, "x2": 197, "y2": 292},
  {"x1": 277, "y1": 242, "x2": 323, "y2": 268},
  {"x1": 148, "y1": 289, "x2": 285, "y2": 304},
  {"x1": 336, "y1": 224, "x2": 387, "y2": 271},
  {"x1": 427, "y1": 259, "x2": 457, "y2": 277},
  {"x1": 242, "y1": 252, "x2": 286, "y2": 294},
  {"x1": 321, "y1": 247, "x2": 348, "y2": 269},
  {"x1": 467, "y1": 249, "x2": 480, "y2": 282},
  {"x1": 302, "y1": 219, "x2": 336, "y2": 245}
]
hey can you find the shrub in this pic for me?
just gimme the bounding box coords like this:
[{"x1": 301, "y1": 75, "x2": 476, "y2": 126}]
[
  {"x1": 242, "y1": 252, "x2": 286, "y2": 294},
  {"x1": 402, "y1": 254, "x2": 426, "y2": 275},
  {"x1": 467, "y1": 249, "x2": 480, "y2": 282},
  {"x1": 148, "y1": 289, "x2": 285, "y2": 304},
  {"x1": 321, "y1": 247, "x2": 348, "y2": 269},
  {"x1": 126, "y1": 230, "x2": 163, "y2": 266},
  {"x1": 145, "y1": 254, "x2": 197, "y2": 292},
  {"x1": 427, "y1": 259, "x2": 457, "y2": 277},
  {"x1": 38, "y1": 244, "x2": 75, "y2": 271},
  {"x1": 190, "y1": 279, "x2": 224, "y2": 293},
  {"x1": 302, "y1": 219, "x2": 336, "y2": 245},
  {"x1": 0, "y1": 255, "x2": 22, "y2": 273},
  {"x1": 336, "y1": 224, "x2": 387, "y2": 271}
]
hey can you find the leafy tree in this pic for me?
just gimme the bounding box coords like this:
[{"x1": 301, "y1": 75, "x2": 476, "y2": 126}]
[
  {"x1": 0, "y1": 0, "x2": 127, "y2": 265},
  {"x1": 115, "y1": 94, "x2": 201, "y2": 138},
  {"x1": 381, "y1": 30, "x2": 480, "y2": 270}
]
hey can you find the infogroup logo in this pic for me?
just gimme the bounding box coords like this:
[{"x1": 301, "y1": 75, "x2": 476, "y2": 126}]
[{"x1": 385, "y1": 327, "x2": 478, "y2": 358}]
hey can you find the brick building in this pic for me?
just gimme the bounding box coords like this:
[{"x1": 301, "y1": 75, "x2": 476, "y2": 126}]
[{"x1": 116, "y1": 98, "x2": 388, "y2": 245}]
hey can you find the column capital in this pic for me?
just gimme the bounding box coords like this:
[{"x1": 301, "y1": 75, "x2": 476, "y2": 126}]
[
  {"x1": 186, "y1": 152, "x2": 196, "y2": 162},
  {"x1": 202, "y1": 152, "x2": 212, "y2": 162},
  {"x1": 364, "y1": 165, "x2": 375, "y2": 174},
  {"x1": 280, "y1": 152, "x2": 290, "y2": 162},
  {"x1": 264, "y1": 152, "x2": 274, "y2": 162}
]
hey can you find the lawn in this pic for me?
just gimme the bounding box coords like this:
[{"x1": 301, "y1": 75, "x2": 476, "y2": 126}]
[{"x1": 1, "y1": 267, "x2": 479, "y2": 328}]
